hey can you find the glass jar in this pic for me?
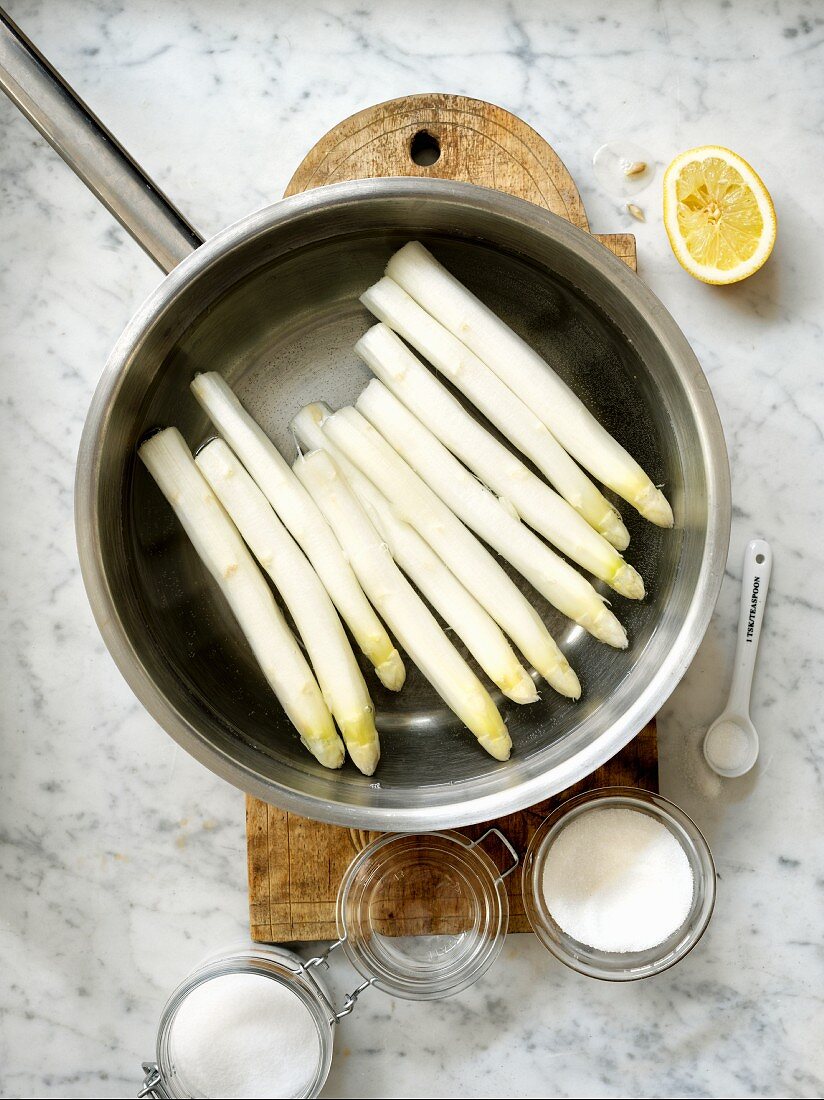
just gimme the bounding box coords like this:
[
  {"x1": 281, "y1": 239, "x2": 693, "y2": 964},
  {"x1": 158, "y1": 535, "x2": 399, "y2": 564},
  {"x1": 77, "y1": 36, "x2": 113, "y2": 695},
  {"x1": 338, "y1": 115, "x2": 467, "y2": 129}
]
[
  {"x1": 522, "y1": 787, "x2": 716, "y2": 981},
  {"x1": 141, "y1": 827, "x2": 517, "y2": 1098},
  {"x1": 139, "y1": 944, "x2": 337, "y2": 1099}
]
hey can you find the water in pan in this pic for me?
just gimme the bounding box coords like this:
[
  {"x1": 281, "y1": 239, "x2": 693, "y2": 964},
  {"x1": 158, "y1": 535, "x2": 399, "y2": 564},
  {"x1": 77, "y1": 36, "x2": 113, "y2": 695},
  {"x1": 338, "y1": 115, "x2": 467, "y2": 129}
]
[{"x1": 130, "y1": 234, "x2": 673, "y2": 788}]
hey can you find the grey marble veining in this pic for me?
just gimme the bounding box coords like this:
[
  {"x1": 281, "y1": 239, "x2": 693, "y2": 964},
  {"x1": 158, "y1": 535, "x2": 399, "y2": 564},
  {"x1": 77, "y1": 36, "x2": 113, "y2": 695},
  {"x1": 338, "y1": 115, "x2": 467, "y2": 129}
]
[{"x1": 1, "y1": 0, "x2": 822, "y2": 1097}]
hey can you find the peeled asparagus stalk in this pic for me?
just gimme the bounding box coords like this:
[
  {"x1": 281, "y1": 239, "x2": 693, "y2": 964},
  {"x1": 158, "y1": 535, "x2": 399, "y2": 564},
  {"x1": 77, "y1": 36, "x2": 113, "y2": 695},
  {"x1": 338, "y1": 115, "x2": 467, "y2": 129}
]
[
  {"x1": 355, "y1": 324, "x2": 644, "y2": 600},
  {"x1": 190, "y1": 372, "x2": 404, "y2": 691},
  {"x1": 294, "y1": 449, "x2": 512, "y2": 761},
  {"x1": 292, "y1": 404, "x2": 538, "y2": 706},
  {"x1": 322, "y1": 406, "x2": 581, "y2": 699},
  {"x1": 196, "y1": 438, "x2": 380, "y2": 775},
  {"x1": 385, "y1": 242, "x2": 674, "y2": 528},
  {"x1": 361, "y1": 274, "x2": 629, "y2": 549},
  {"x1": 357, "y1": 381, "x2": 627, "y2": 648},
  {"x1": 138, "y1": 428, "x2": 344, "y2": 770}
]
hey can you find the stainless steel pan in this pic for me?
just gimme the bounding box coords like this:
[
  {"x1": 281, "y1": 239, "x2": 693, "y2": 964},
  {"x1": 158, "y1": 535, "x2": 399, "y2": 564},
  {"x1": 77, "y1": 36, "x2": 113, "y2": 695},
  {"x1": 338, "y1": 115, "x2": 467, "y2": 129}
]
[{"x1": 0, "y1": 13, "x2": 730, "y2": 829}]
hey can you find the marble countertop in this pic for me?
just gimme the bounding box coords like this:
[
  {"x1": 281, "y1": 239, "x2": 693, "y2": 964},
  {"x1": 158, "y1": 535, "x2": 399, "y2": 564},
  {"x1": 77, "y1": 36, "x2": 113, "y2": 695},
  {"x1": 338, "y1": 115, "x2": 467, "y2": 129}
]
[{"x1": 1, "y1": 1, "x2": 822, "y2": 1097}]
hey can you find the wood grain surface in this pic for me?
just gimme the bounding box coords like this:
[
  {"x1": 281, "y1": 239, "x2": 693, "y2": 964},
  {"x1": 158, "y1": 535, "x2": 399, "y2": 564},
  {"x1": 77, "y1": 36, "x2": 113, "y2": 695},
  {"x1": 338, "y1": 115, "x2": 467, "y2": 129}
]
[{"x1": 248, "y1": 93, "x2": 653, "y2": 943}]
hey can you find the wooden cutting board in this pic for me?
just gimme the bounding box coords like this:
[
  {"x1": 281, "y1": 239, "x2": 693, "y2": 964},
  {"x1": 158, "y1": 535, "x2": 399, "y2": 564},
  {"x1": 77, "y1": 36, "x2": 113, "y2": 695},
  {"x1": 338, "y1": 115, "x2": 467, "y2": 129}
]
[{"x1": 247, "y1": 94, "x2": 657, "y2": 943}]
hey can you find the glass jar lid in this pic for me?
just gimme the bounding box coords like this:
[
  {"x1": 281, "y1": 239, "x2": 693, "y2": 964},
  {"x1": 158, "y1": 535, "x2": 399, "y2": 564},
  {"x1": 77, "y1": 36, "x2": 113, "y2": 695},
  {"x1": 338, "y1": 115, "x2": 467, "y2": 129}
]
[{"x1": 336, "y1": 828, "x2": 516, "y2": 1000}]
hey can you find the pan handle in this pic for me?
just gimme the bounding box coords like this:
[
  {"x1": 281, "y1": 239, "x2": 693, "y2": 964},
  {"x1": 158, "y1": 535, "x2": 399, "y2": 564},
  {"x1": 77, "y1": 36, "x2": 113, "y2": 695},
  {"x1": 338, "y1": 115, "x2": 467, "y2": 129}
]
[{"x1": 0, "y1": 9, "x2": 203, "y2": 273}]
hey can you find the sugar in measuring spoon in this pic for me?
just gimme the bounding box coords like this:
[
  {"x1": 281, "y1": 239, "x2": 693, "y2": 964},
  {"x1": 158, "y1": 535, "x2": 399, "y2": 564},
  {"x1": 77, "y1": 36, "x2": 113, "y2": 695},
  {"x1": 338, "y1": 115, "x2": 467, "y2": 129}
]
[{"x1": 703, "y1": 539, "x2": 772, "y2": 778}]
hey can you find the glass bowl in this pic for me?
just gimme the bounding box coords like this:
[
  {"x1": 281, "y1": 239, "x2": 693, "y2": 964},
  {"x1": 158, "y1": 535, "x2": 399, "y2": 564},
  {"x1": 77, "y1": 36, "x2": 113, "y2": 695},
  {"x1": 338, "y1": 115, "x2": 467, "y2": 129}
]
[
  {"x1": 523, "y1": 787, "x2": 716, "y2": 981},
  {"x1": 336, "y1": 830, "x2": 511, "y2": 1000}
]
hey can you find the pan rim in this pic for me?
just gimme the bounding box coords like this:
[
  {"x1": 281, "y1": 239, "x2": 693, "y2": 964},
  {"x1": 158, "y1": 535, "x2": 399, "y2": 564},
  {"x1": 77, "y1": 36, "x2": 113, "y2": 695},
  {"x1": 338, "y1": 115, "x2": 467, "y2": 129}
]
[{"x1": 74, "y1": 177, "x2": 730, "y2": 829}]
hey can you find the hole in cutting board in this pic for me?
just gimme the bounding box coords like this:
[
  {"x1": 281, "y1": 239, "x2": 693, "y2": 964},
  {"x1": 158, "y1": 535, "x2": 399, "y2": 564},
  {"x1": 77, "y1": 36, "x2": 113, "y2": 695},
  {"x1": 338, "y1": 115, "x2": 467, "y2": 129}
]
[{"x1": 410, "y1": 129, "x2": 441, "y2": 166}]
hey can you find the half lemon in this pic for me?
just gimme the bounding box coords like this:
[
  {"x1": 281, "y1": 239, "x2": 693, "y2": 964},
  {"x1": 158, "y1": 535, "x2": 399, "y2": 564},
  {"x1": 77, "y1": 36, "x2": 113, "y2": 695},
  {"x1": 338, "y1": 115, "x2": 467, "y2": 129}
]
[{"x1": 663, "y1": 146, "x2": 776, "y2": 284}]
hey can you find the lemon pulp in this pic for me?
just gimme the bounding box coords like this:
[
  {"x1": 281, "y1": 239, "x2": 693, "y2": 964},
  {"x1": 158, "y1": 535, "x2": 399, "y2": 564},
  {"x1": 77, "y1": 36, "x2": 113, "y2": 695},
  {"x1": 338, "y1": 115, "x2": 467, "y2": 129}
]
[
  {"x1": 664, "y1": 146, "x2": 775, "y2": 283},
  {"x1": 675, "y1": 156, "x2": 764, "y2": 271}
]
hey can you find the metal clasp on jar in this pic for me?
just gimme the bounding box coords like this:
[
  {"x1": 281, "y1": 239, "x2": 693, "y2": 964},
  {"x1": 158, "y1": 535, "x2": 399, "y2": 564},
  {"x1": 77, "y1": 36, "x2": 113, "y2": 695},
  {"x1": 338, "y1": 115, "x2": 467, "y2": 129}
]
[
  {"x1": 468, "y1": 826, "x2": 520, "y2": 882},
  {"x1": 301, "y1": 937, "x2": 377, "y2": 1019},
  {"x1": 139, "y1": 1062, "x2": 169, "y2": 1099}
]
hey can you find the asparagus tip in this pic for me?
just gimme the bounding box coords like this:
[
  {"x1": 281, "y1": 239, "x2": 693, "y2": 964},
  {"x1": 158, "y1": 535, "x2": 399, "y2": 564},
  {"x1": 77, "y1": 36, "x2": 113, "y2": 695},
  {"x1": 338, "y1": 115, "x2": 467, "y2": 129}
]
[
  {"x1": 643, "y1": 486, "x2": 675, "y2": 528},
  {"x1": 611, "y1": 562, "x2": 646, "y2": 600},
  {"x1": 303, "y1": 735, "x2": 346, "y2": 770},
  {"x1": 502, "y1": 669, "x2": 540, "y2": 705},
  {"x1": 344, "y1": 740, "x2": 380, "y2": 777},
  {"x1": 467, "y1": 695, "x2": 512, "y2": 760},
  {"x1": 375, "y1": 648, "x2": 406, "y2": 691},
  {"x1": 594, "y1": 609, "x2": 629, "y2": 649},
  {"x1": 479, "y1": 725, "x2": 513, "y2": 761},
  {"x1": 338, "y1": 711, "x2": 381, "y2": 776},
  {"x1": 545, "y1": 659, "x2": 581, "y2": 701},
  {"x1": 599, "y1": 507, "x2": 630, "y2": 551}
]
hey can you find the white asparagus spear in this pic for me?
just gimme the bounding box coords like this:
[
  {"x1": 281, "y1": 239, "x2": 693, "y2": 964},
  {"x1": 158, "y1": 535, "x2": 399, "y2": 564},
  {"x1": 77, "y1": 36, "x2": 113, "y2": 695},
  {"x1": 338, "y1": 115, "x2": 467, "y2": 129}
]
[
  {"x1": 138, "y1": 428, "x2": 344, "y2": 770},
  {"x1": 323, "y1": 407, "x2": 581, "y2": 699},
  {"x1": 292, "y1": 404, "x2": 538, "y2": 706},
  {"x1": 294, "y1": 449, "x2": 512, "y2": 761},
  {"x1": 385, "y1": 242, "x2": 674, "y2": 527},
  {"x1": 361, "y1": 275, "x2": 629, "y2": 549},
  {"x1": 357, "y1": 381, "x2": 627, "y2": 648},
  {"x1": 355, "y1": 324, "x2": 644, "y2": 600},
  {"x1": 190, "y1": 372, "x2": 404, "y2": 692},
  {"x1": 196, "y1": 438, "x2": 380, "y2": 775}
]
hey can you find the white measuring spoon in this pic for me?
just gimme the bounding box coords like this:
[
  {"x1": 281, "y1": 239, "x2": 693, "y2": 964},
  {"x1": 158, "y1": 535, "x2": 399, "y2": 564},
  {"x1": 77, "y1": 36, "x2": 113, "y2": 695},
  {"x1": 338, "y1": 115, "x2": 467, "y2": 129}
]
[{"x1": 703, "y1": 538, "x2": 772, "y2": 777}]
